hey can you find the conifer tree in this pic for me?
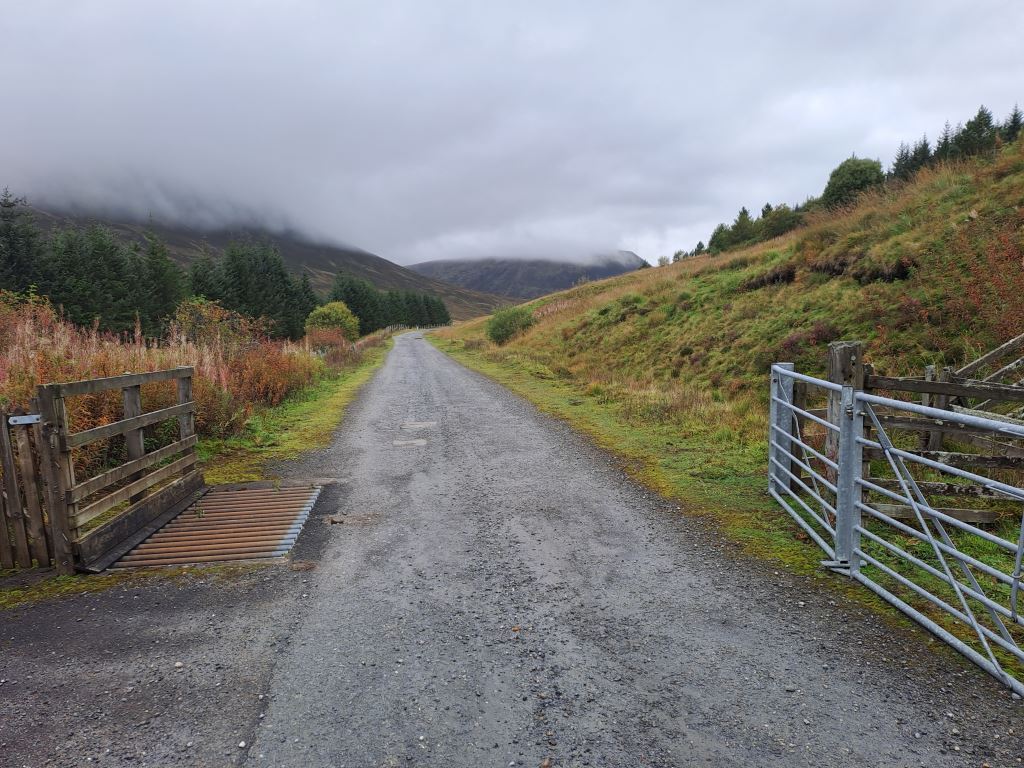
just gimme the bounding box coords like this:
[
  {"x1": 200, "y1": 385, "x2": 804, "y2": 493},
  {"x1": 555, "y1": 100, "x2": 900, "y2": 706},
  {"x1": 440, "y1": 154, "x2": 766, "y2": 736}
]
[
  {"x1": 889, "y1": 142, "x2": 913, "y2": 180},
  {"x1": 1003, "y1": 104, "x2": 1023, "y2": 143},
  {"x1": 909, "y1": 135, "x2": 931, "y2": 173},
  {"x1": 0, "y1": 190, "x2": 44, "y2": 291},
  {"x1": 139, "y1": 231, "x2": 184, "y2": 333}
]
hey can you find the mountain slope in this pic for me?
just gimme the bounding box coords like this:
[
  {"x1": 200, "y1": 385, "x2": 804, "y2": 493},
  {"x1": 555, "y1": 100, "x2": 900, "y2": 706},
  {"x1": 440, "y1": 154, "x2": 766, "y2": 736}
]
[
  {"x1": 30, "y1": 209, "x2": 507, "y2": 320},
  {"x1": 442, "y1": 140, "x2": 1024, "y2": 386},
  {"x1": 408, "y1": 252, "x2": 645, "y2": 299}
]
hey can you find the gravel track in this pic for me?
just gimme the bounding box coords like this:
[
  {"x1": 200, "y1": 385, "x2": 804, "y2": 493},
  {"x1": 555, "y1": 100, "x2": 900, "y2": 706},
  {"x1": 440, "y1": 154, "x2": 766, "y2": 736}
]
[{"x1": 1, "y1": 332, "x2": 1020, "y2": 767}]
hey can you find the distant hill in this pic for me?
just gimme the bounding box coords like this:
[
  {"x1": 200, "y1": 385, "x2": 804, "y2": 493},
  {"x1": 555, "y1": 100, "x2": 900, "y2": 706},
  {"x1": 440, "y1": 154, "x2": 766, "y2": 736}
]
[
  {"x1": 29, "y1": 208, "x2": 507, "y2": 321},
  {"x1": 408, "y1": 252, "x2": 646, "y2": 299}
]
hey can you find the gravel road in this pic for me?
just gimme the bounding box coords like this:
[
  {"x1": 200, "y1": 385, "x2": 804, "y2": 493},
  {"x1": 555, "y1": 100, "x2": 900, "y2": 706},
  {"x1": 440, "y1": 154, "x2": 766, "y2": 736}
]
[{"x1": 2, "y1": 332, "x2": 1021, "y2": 767}]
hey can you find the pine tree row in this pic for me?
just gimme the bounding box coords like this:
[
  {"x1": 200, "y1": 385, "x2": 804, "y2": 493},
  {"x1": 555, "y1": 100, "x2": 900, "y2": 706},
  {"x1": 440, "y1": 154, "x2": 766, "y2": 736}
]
[
  {"x1": 329, "y1": 273, "x2": 451, "y2": 332},
  {"x1": 0, "y1": 193, "x2": 451, "y2": 338},
  {"x1": 676, "y1": 103, "x2": 1023, "y2": 261}
]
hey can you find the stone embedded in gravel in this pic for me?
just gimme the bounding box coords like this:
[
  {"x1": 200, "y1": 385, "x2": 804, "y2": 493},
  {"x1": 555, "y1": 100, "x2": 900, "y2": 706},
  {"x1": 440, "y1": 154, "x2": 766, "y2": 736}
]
[{"x1": 174, "y1": 662, "x2": 184, "y2": 669}]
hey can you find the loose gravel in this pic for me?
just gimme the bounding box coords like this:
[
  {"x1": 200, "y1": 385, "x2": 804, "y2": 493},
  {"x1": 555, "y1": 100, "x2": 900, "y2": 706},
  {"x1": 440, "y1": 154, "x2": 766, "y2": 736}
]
[{"x1": 1, "y1": 333, "x2": 1020, "y2": 767}]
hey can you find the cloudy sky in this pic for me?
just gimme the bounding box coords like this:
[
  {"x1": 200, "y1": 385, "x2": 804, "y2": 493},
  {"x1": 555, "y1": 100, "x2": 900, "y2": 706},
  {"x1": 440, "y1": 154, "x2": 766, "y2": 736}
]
[{"x1": 4, "y1": 1, "x2": 1023, "y2": 265}]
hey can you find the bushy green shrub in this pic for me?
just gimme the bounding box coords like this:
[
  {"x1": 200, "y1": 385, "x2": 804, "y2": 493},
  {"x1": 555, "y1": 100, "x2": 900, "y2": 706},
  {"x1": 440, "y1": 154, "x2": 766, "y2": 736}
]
[
  {"x1": 486, "y1": 306, "x2": 535, "y2": 345},
  {"x1": 305, "y1": 301, "x2": 360, "y2": 340},
  {"x1": 821, "y1": 157, "x2": 885, "y2": 209}
]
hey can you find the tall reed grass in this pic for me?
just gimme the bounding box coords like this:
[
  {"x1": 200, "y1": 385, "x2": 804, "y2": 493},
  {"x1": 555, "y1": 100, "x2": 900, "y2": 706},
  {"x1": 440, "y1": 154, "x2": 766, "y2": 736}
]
[{"x1": 0, "y1": 293, "x2": 356, "y2": 475}]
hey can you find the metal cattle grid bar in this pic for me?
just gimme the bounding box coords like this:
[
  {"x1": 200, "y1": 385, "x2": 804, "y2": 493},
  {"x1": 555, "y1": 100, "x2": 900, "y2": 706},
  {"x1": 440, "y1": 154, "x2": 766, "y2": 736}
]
[{"x1": 113, "y1": 485, "x2": 321, "y2": 567}]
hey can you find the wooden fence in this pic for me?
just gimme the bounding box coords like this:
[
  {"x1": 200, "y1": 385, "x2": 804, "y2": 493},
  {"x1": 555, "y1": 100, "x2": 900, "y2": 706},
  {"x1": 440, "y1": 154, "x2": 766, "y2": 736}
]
[
  {"x1": 793, "y1": 336, "x2": 1024, "y2": 524},
  {"x1": 1, "y1": 367, "x2": 205, "y2": 574}
]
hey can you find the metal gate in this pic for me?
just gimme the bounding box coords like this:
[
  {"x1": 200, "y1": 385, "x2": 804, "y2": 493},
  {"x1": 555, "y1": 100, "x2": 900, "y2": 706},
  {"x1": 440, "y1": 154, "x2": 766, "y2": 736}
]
[{"x1": 769, "y1": 363, "x2": 1024, "y2": 695}]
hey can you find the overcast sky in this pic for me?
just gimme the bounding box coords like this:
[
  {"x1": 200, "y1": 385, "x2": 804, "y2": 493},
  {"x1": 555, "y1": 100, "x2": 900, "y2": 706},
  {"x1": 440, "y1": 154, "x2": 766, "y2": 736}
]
[{"x1": 3, "y1": 1, "x2": 1022, "y2": 265}]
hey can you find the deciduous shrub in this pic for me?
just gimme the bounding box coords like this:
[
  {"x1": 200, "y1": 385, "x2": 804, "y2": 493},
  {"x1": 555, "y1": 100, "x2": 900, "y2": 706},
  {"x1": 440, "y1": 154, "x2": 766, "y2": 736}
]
[
  {"x1": 486, "y1": 306, "x2": 535, "y2": 345},
  {"x1": 821, "y1": 157, "x2": 885, "y2": 209},
  {"x1": 305, "y1": 301, "x2": 360, "y2": 341}
]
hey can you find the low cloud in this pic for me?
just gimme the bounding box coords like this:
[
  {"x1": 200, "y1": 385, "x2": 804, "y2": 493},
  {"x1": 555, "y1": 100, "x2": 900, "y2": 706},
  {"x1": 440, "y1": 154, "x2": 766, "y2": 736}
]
[{"x1": 3, "y1": 1, "x2": 1021, "y2": 264}]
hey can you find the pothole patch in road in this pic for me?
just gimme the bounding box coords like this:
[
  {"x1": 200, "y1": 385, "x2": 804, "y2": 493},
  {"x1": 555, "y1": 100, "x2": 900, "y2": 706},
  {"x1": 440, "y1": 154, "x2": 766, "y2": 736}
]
[
  {"x1": 401, "y1": 421, "x2": 437, "y2": 430},
  {"x1": 393, "y1": 438, "x2": 427, "y2": 446}
]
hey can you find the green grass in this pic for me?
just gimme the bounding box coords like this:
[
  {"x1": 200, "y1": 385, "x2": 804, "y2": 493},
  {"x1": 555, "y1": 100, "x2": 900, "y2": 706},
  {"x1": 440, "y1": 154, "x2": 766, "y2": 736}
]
[
  {"x1": 0, "y1": 563, "x2": 271, "y2": 610},
  {"x1": 199, "y1": 340, "x2": 390, "y2": 484},
  {"x1": 432, "y1": 336, "x2": 824, "y2": 574}
]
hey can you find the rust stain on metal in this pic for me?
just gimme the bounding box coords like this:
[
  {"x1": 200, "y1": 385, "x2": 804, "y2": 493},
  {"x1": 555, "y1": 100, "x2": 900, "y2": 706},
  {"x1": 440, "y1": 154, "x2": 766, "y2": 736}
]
[{"x1": 113, "y1": 485, "x2": 321, "y2": 568}]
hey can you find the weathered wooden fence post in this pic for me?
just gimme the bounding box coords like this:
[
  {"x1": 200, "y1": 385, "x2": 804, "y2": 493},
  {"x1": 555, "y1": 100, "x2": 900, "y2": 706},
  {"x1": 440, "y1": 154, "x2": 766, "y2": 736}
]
[
  {"x1": 0, "y1": 411, "x2": 16, "y2": 569},
  {"x1": 0, "y1": 413, "x2": 32, "y2": 568},
  {"x1": 826, "y1": 342, "x2": 865, "y2": 478},
  {"x1": 177, "y1": 372, "x2": 195, "y2": 446},
  {"x1": 122, "y1": 384, "x2": 146, "y2": 503},
  {"x1": 14, "y1": 418, "x2": 50, "y2": 565},
  {"x1": 37, "y1": 386, "x2": 76, "y2": 575},
  {"x1": 927, "y1": 367, "x2": 952, "y2": 451}
]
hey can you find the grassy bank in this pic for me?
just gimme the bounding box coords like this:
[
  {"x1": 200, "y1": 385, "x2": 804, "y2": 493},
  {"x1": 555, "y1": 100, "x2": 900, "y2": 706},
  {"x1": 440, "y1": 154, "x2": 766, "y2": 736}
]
[
  {"x1": 429, "y1": 142, "x2": 1024, "y2": 677},
  {"x1": 430, "y1": 334, "x2": 819, "y2": 571}
]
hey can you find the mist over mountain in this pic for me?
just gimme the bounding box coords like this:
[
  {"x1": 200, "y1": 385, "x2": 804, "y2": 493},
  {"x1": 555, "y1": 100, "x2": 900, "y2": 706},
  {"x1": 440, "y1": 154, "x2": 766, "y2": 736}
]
[
  {"x1": 29, "y1": 206, "x2": 507, "y2": 321},
  {"x1": 409, "y1": 252, "x2": 646, "y2": 299}
]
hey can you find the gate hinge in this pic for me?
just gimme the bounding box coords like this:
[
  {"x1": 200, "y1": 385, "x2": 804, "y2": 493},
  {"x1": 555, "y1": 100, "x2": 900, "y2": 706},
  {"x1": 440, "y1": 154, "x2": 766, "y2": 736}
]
[{"x1": 8, "y1": 414, "x2": 41, "y2": 425}]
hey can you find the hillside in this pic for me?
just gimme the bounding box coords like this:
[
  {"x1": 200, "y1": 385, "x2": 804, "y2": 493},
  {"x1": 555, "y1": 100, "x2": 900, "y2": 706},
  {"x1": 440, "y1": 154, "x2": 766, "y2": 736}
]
[
  {"x1": 408, "y1": 252, "x2": 645, "y2": 299},
  {"x1": 29, "y1": 209, "x2": 507, "y2": 320},
  {"x1": 442, "y1": 140, "x2": 1024, "y2": 386},
  {"x1": 432, "y1": 139, "x2": 1024, "y2": 565}
]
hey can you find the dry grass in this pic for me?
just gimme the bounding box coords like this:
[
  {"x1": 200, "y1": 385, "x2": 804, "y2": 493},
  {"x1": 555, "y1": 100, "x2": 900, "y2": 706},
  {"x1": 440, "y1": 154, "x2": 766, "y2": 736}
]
[{"x1": 0, "y1": 294, "x2": 360, "y2": 477}]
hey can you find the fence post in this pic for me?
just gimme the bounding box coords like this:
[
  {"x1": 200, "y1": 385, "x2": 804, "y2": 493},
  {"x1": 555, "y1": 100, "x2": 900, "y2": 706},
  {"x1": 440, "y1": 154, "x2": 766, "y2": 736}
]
[
  {"x1": 0, "y1": 412, "x2": 32, "y2": 568},
  {"x1": 0, "y1": 411, "x2": 15, "y2": 569},
  {"x1": 833, "y1": 385, "x2": 864, "y2": 572},
  {"x1": 768, "y1": 363, "x2": 794, "y2": 493},
  {"x1": 122, "y1": 384, "x2": 146, "y2": 503},
  {"x1": 14, "y1": 420, "x2": 50, "y2": 566},
  {"x1": 37, "y1": 386, "x2": 76, "y2": 575},
  {"x1": 826, "y1": 342, "x2": 864, "y2": 479},
  {"x1": 927, "y1": 367, "x2": 951, "y2": 451}
]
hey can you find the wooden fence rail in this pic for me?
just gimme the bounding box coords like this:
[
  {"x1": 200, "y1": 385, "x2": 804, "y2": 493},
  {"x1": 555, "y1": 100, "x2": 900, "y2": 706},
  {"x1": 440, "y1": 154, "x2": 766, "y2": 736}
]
[
  {"x1": 1, "y1": 367, "x2": 204, "y2": 574},
  {"x1": 786, "y1": 339, "x2": 1024, "y2": 527}
]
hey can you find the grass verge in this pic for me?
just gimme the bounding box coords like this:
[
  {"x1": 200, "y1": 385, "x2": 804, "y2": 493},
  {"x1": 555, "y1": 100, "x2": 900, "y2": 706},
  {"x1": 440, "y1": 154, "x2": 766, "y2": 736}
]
[
  {"x1": 429, "y1": 335, "x2": 823, "y2": 574},
  {"x1": 198, "y1": 340, "x2": 390, "y2": 484},
  {"x1": 430, "y1": 334, "x2": 1023, "y2": 677}
]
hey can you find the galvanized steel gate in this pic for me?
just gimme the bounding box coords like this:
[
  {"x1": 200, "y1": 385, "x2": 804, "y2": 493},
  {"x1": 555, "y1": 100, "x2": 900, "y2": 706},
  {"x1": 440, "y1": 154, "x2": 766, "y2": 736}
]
[{"x1": 769, "y1": 363, "x2": 1024, "y2": 695}]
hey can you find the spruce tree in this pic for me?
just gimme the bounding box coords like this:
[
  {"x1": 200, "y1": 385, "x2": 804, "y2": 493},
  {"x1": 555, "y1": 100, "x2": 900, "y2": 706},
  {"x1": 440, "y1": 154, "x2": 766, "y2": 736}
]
[
  {"x1": 890, "y1": 142, "x2": 913, "y2": 180},
  {"x1": 140, "y1": 232, "x2": 185, "y2": 334},
  {"x1": 934, "y1": 122, "x2": 955, "y2": 161},
  {"x1": 731, "y1": 207, "x2": 755, "y2": 244},
  {"x1": 0, "y1": 190, "x2": 45, "y2": 292},
  {"x1": 1003, "y1": 104, "x2": 1023, "y2": 143},
  {"x1": 909, "y1": 135, "x2": 931, "y2": 174}
]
